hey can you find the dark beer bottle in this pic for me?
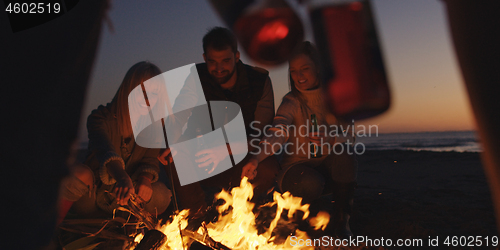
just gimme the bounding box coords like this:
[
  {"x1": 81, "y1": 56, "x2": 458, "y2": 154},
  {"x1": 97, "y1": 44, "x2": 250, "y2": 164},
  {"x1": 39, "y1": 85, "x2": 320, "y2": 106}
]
[
  {"x1": 195, "y1": 128, "x2": 213, "y2": 171},
  {"x1": 310, "y1": 114, "x2": 322, "y2": 158},
  {"x1": 195, "y1": 128, "x2": 206, "y2": 152}
]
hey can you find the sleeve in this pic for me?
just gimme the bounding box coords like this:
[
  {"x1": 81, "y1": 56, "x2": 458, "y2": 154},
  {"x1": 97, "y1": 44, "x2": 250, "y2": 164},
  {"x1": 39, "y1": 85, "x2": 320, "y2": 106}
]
[
  {"x1": 131, "y1": 148, "x2": 161, "y2": 183},
  {"x1": 87, "y1": 106, "x2": 125, "y2": 185},
  {"x1": 252, "y1": 77, "x2": 275, "y2": 140},
  {"x1": 163, "y1": 70, "x2": 204, "y2": 145}
]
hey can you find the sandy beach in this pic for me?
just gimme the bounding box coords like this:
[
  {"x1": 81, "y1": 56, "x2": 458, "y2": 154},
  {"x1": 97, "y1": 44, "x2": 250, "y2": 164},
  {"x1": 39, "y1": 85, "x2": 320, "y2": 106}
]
[{"x1": 347, "y1": 150, "x2": 497, "y2": 249}]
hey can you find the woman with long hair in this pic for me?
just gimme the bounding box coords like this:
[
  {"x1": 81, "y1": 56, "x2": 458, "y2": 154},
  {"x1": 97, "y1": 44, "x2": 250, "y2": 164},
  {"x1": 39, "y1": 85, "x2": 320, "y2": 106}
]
[
  {"x1": 242, "y1": 41, "x2": 357, "y2": 238},
  {"x1": 58, "y1": 61, "x2": 171, "y2": 223}
]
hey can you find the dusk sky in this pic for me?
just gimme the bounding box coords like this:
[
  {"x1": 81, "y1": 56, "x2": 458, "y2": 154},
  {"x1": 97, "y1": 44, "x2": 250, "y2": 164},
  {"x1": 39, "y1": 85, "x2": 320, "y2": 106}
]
[{"x1": 78, "y1": 0, "x2": 476, "y2": 142}]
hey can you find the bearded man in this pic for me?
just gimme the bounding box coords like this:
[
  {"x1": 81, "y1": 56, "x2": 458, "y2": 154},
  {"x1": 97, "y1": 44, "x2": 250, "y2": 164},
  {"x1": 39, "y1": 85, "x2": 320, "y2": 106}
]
[{"x1": 158, "y1": 27, "x2": 279, "y2": 218}]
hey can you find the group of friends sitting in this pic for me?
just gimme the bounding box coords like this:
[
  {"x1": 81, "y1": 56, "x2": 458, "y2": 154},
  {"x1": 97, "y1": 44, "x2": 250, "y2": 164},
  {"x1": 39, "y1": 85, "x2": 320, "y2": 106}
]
[{"x1": 58, "y1": 26, "x2": 358, "y2": 239}]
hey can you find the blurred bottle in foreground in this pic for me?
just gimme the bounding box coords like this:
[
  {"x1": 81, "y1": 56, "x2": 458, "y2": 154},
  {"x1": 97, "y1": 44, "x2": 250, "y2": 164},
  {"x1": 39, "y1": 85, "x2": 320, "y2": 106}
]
[
  {"x1": 209, "y1": 0, "x2": 304, "y2": 66},
  {"x1": 309, "y1": 0, "x2": 391, "y2": 120},
  {"x1": 209, "y1": 0, "x2": 390, "y2": 119}
]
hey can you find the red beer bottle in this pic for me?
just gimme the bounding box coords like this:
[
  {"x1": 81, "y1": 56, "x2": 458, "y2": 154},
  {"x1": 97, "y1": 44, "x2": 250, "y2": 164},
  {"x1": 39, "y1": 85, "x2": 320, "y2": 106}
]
[
  {"x1": 309, "y1": 0, "x2": 391, "y2": 121},
  {"x1": 209, "y1": 0, "x2": 304, "y2": 66}
]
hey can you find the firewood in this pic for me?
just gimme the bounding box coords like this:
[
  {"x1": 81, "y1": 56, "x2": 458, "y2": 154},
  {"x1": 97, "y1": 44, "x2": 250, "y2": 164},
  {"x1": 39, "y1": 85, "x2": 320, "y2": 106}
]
[
  {"x1": 181, "y1": 229, "x2": 231, "y2": 250},
  {"x1": 59, "y1": 224, "x2": 131, "y2": 241},
  {"x1": 134, "y1": 229, "x2": 167, "y2": 250},
  {"x1": 126, "y1": 193, "x2": 157, "y2": 230}
]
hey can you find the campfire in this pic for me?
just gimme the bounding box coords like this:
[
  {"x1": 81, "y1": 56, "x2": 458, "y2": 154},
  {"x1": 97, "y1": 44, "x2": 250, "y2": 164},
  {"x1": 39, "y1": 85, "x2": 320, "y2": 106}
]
[{"x1": 130, "y1": 177, "x2": 330, "y2": 250}]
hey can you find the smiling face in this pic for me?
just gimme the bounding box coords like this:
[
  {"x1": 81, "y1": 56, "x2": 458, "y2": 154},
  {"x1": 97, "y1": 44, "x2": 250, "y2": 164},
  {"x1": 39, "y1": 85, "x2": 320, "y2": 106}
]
[
  {"x1": 203, "y1": 47, "x2": 240, "y2": 85},
  {"x1": 135, "y1": 80, "x2": 160, "y2": 116},
  {"x1": 289, "y1": 53, "x2": 320, "y2": 91}
]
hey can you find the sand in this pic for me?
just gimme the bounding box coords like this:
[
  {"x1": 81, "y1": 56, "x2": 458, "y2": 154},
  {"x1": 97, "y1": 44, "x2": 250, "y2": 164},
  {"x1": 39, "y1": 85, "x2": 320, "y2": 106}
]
[{"x1": 348, "y1": 150, "x2": 497, "y2": 249}]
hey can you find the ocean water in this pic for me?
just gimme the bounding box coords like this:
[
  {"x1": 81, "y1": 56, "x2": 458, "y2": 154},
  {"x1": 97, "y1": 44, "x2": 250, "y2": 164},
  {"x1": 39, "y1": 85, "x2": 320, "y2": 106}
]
[
  {"x1": 79, "y1": 131, "x2": 481, "y2": 153},
  {"x1": 356, "y1": 131, "x2": 481, "y2": 152}
]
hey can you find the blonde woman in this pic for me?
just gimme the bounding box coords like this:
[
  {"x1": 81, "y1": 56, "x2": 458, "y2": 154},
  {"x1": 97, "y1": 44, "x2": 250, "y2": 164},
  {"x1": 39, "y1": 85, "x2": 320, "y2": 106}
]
[
  {"x1": 58, "y1": 62, "x2": 171, "y2": 223},
  {"x1": 242, "y1": 42, "x2": 357, "y2": 238}
]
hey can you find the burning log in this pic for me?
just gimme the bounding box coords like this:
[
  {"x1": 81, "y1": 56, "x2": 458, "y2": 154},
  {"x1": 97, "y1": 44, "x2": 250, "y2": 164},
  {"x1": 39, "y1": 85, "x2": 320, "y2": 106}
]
[
  {"x1": 124, "y1": 193, "x2": 171, "y2": 249},
  {"x1": 128, "y1": 194, "x2": 231, "y2": 250},
  {"x1": 181, "y1": 223, "x2": 232, "y2": 250},
  {"x1": 132, "y1": 228, "x2": 232, "y2": 250},
  {"x1": 134, "y1": 229, "x2": 167, "y2": 250}
]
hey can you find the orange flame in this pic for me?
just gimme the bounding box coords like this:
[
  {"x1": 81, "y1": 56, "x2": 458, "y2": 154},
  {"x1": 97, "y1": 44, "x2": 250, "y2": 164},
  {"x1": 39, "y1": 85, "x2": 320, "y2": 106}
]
[{"x1": 131, "y1": 177, "x2": 330, "y2": 249}]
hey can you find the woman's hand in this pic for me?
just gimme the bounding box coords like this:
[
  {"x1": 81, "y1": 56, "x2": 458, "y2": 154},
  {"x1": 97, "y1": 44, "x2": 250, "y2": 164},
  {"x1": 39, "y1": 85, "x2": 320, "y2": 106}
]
[
  {"x1": 107, "y1": 160, "x2": 134, "y2": 206},
  {"x1": 308, "y1": 129, "x2": 334, "y2": 146},
  {"x1": 136, "y1": 175, "x2": 153, "y2": 203},
  {"x1": 195, "y1": 144, "x2": 228, "y2": 174},
  {"x1": 241, "y1": 158, "x2": 259, "y2": 180},
  {"x1": 157, "y1": 148, "x2": 177, "y2": 165},
  {"x1": 112, "y1": 176, "x2": 134, "y2": 206}
]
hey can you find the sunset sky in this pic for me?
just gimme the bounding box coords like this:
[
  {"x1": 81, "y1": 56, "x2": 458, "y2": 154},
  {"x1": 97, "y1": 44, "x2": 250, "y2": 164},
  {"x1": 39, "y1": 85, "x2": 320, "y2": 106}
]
[{"x1": 78, "y1": 0, "x2": 476, "y2": 142}]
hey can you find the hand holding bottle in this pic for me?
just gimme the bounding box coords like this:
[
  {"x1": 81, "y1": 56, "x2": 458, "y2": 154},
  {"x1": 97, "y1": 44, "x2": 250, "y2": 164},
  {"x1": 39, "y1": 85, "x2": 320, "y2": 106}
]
[
  {"x1": 309, "y1": 128, "x2": 330, "y2": 144},
  {"x1": 309, "y1": 114, "x2": 322, "y2": 158}
]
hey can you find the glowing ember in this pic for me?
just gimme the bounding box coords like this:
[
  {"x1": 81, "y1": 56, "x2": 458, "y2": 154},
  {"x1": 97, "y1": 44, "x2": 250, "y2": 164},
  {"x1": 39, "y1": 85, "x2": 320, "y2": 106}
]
[{"x1": 132, "y1": 177, "x2": 330, "y2": 249}]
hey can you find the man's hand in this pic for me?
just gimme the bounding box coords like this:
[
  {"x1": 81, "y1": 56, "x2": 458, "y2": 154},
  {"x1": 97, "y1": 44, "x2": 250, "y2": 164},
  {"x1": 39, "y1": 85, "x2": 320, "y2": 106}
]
[
  {"x1": 136, "y1": 175, "x2": 153, "y2": 203},
  {"x1": 158, "y1": 148, "x2": 177, "y2": 165},
  {"x1": 241, "y1": 158, "x2": 259, "y2": 180},
  {"x1": 195, "y1": 144, "x2": 228, "y2": 174}
]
